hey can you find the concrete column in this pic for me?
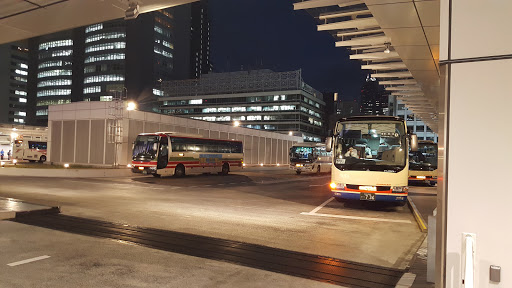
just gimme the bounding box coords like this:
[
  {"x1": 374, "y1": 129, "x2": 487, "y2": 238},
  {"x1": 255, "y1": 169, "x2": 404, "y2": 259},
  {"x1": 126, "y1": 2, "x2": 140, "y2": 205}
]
[{"x1": 439, "y1": 0, "x2": 512, "y2": 286}]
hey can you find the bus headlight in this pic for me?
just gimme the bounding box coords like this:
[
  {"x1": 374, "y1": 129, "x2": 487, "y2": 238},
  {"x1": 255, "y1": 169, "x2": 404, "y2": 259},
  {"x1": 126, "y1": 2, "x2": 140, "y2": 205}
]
[
  {"x1": 296, "y1": 164, "x2": 303, "y2": 167},
  {"x1": 330, "y1": 182, "x2": 345, "y2": 190},
  {"x1": 138, "y1": 166, "x2": 144, "y2": 170},
  {"x1": 392, "y1": 186, "x2": 408, "y2": 193}
]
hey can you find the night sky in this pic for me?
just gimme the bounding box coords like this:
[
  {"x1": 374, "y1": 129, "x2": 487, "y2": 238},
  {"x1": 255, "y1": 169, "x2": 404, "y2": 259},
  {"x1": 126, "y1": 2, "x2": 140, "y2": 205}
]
[{"x1": 209, "y1": 0, "x2": 367, "y2": 101}]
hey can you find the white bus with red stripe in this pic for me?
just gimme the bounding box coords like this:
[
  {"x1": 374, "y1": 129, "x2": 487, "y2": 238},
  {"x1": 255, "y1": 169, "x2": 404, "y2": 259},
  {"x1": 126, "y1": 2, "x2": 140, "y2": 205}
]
[
  {"x1": 12, "y1": 135, "x2": 48, "y2": 163},
  {"x1": 131, "y1": 132, "x2": 243, "y2": 177},
  {"x1": 326, "y1": 116, "x2": 417, "y2": 206}
]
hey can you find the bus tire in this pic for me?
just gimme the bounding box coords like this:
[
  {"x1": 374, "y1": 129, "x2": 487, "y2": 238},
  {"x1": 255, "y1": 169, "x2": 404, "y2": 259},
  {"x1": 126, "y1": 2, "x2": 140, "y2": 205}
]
[
  {"x1": 221, "y1": 163, "x2": 229, "y2": 175},
  {"x1": 174, "y1": 164, "x2": 185, "y2": 177},
  {"x1": 296, "y1": 170, "x2": 301, "y2": 175},
  {"x1": 39, "y1": 155, "x2": 47, "y2": 163}
]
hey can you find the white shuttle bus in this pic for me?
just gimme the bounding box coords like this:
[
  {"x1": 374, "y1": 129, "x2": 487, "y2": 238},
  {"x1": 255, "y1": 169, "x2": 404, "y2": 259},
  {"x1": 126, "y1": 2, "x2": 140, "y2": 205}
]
[
  {"x1": 131, "y1": 132, "x2": 243, "y2": 177},
  {"x1": 289, "y1": 142, "x2": 332, "y2": 174},
  {"x1": 326, "y1": 116, "x2": 417, "y2": 205},
  {"x1": 12, "y1": 135, "x2": 48, "y2": 163}
]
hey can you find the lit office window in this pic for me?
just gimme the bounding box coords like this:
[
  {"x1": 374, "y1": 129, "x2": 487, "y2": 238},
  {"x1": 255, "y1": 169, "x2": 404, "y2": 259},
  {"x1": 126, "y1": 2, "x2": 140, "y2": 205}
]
[
  {"x1": 36, "y1": 109, "x2": 49, "y2": 116},
  {"x1": 247, "y1": 106, "x2": 262, "y2": 112},
  {"x1": 85, "y1": 53, "x2": 125, "y2": 63},
  {"x1": 314, "y1": 120, "x2": 323, "y2": 127},
  {"x1": 217, "y1": 107, "x2": 231, "y2": 112},
  {"x1": 263, "y1": 115, "x2": 276, "y2": 120},
  {"x1": 202, "y1": 116, "x2": 215, "y2": 121},
  {"x1": 36, "y1": 99, "x2": 71, "y2": 106},
  {"x1": 84, "y1": 74, "x2": 124, "y2": 84},
  {"x1": 39, "y1": 39, "x2": 73, "y2": 50},
  {"x1": 280, "y1": 105, "x2": 295, "y2": 111},
  {"x1": 247, "y1": 115, "x2": 262, "y2": 121},
  {"x1": 14, "y1": 76, "x2": 27, "y2": 82},
  {"x1": 37, "y1": 69, "x2": 72, "y2": 78},
  {"x1": 153, "y1": 89, "x2": 164, "y2": 96},
  {"x1": 20, "y1": 63, "x2": 28, "y2": 69},
  {"x1": 154, "y1": 25, "x2": 171, "y2": 37},
  {"x1": 189, "y1": 99, "x2": 202, "y2": 105},
  {"x1": 37, "y1": 79, "x2": 72, "y2": 87},
  {"x1": 83, "y1": 86, "x2": 101, "y2": 94},
  {"x1": 15, "y1": 90, "x2": 27, "y2": 96},
  {"x1": 202, "y1": 108, "x2": 217, "y2": 113},
  {"x1": 154, "y1": 47, "x2": 173, "y2": 58},
  {"x1": 15, "y1": 111, "x2": 27, "y2": 116},
  {"x1": 39, "y1": 49, "x2": 73, "y2": 59},
  {"x1": 162, "y1": 40, "x2": 174, "y2": 49},
  {"x1": 85, "y1": 24, "x2": 103, "y2": 33},
  {"x1": 100, "y1": 96, "x2": 113, "y2": 101},
  {"x1": 232, "y1": 107, "x2": 246, "y2": 112},
  {"x1": 85, "y1": 32, "x2": 125, "y2": 43},
  {"x1": 15, "y1": 69, "x2": 28, "y2": 75},
  {"x1": 85, "y1": 42, "x2": 126, "y2": 53},
  {"x1": 38, "y1": 60, "x2": 63, "y2": 69},
  {"x1": 19, "y1": 98, "x2": 27, "y2": 103},
  {"x1": 37, "y1": 89, "x2": 71, "y2": 97},
  {"x1": 216, "y1": 116, "x2": 230, "y2": 121}
]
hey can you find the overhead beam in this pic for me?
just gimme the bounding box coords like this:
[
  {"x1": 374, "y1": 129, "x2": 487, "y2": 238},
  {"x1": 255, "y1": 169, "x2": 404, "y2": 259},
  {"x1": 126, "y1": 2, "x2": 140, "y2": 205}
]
[
  {"x1": 372, "y1": 71, "x2": 413, "y2": 78},
  {"x1": 318, "y1": 17, "x2": 378, "y2": 31},
  {"x1": 320, "y1": 9, "x2": 370, "y2": 20},
  {"x1": 380, "y1": 79, "x2": 417, "y2": 85},
  {"x1": 361, "y1": 62, "x2": 407, "y2": 70},
  {"x1": 350, "y1": 51, "x2": 399, "y2": 60},
  {"x1": 294, "y1": 0, "x2": 357, "y2": 10},
  {"x1": 337, "y1": 28, "x2": 383, "y2": 37},
  {"x1": 336, "y1": 35, "x2": 389, "y2": 47},
  {"x1": 385, "y1": 86, "x2": 422, "y2": 91}
]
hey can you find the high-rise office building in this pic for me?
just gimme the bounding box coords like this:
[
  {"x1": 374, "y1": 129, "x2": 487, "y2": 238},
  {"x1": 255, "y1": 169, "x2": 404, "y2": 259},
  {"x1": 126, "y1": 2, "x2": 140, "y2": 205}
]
[
  {"x1": 22, "y1": 3, "x2": 207, "y2": 126},
  {"x1": 360, "y1": 75, "x2": 389, "y2": 116},
  {"x1": 0, "y1": 42, "x2": 29, "y2": 125},
  {"x1": 160, "y1": 69, "x2": 326, "y2": 142},
  {"x1": 190, "y1": 0, "x2": 212, "y2": 78}
]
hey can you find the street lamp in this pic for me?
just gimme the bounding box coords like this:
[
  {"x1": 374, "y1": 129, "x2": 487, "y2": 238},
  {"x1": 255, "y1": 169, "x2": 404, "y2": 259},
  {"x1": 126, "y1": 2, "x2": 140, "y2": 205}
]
[
  {"x1": 127, "y1": 101, "x2": 137, "y2": 111},
  {"x1": 233, "y1": 120, "x2": 240, "y2": 127},
  {"x1": 288, "y1": 131, "x2": 293, "y2": 136}
]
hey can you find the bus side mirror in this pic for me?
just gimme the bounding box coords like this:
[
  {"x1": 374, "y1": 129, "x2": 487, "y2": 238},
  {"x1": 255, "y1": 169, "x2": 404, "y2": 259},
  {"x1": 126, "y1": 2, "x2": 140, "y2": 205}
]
[
  {"x1": 410, "y1": 134, "x2": 418, "y2": 151},
  {"x1": 325, "y1": 137, "x2": 332, "y2": 152}
]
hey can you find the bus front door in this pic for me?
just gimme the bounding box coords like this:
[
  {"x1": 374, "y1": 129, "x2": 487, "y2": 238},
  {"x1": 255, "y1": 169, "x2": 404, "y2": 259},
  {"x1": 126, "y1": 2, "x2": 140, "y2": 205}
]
[{"x1": 157, "y1": 137, "x2": 169, "y2": 170}]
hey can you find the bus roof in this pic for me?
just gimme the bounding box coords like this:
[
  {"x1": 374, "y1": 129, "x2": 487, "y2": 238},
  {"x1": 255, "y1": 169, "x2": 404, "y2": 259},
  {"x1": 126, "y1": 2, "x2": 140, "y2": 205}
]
[{"x1": 136, "y1": 132, "x2": 242, "y2": 143}]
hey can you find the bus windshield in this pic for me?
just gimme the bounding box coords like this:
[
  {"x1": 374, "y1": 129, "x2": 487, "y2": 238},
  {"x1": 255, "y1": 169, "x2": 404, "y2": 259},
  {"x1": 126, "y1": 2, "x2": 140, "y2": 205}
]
[
  {"x1": 409, "y1": 143, "x2": 438, "y2": 171},
  {"x1": 333, "y1": 121, "x2": 406, "y2": 172},
  {"x1": 290, "y1": 146, "x2": 314, "y2": 162},
  {"x1": 132, "y1": 135, "x2": 159, "y2": 161}
]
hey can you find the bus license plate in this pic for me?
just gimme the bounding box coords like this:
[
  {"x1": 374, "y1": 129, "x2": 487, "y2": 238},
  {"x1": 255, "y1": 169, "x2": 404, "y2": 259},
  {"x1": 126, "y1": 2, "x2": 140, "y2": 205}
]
[{"x1": 360, "y1": 193, "x2": 375, "y2": 201}]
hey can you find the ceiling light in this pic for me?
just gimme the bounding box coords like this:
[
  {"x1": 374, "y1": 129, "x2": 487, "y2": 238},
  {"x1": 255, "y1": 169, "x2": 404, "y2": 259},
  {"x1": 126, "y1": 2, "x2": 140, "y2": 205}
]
[{"x1": 384, "y1": 43, "x2": 391, "y2": 54}]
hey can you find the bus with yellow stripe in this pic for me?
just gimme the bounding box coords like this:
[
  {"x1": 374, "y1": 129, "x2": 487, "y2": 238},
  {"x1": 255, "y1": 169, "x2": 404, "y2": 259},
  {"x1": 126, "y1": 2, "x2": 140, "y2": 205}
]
[
  {"x1": 326, "y1": 116, "x2": 417, "y2": 206},
  {"x1": 131, "y1": 132, "x2": 243, "y2": 177}
]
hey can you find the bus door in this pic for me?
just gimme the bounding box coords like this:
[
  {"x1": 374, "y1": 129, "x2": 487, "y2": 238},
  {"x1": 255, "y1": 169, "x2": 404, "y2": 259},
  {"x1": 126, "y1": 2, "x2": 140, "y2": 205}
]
[{"x1": 157, "y1": 136, "x2": 169, "y2": 169}]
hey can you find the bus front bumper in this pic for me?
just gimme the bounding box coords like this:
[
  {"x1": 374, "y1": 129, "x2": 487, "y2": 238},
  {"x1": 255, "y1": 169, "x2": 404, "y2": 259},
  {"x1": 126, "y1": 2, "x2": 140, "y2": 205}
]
[
  {"x1": 332, "y1": 190, "x2": 407, "y2": 203},
  {"x1": 132, "y1": 166, "x2": 157, "y2": 175}
]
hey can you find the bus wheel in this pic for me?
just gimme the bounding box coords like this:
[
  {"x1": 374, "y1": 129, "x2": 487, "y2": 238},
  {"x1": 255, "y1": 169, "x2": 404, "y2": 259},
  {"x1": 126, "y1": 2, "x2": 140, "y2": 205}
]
[
  {"x1": 39, "y1": 155, "x2": 47, "y2": 163},
  {"x1": 174, "y1": 164, "x2": 185, "y2": 177},
  {"x1": 296, "y1": 170, "x2": 301, "y2": 175},
  {"x1": 221, "y1": 163, "x2": 229, "y2": 175}
]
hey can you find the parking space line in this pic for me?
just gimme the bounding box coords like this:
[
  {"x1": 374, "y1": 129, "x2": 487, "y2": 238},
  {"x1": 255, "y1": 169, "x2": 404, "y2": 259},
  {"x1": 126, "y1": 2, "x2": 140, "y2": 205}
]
[
  {"x1": 308, "y1": 197, "x2": 334, "y2": 214},
  {"x1": 7, "y1": 255, "x2": 51, "y2": 267},
  {"x1": 300, "y1": 212, "x2": 412, "y2": 224}
]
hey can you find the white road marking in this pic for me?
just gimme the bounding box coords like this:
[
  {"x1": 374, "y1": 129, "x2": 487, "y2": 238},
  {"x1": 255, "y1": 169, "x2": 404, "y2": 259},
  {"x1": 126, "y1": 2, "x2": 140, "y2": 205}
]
[
  {"x1": 7, "y1": 255, "x2": 51, "y2": 267},
  {"x1": 300, "y1": 212, "x2": 412, "y2": 224},
  {"x1": 395, "y1": 272, "x2": 416, "y2": 287},
  {"x1": 308, "y1": 197, "x2": 334, "y2": 214}
]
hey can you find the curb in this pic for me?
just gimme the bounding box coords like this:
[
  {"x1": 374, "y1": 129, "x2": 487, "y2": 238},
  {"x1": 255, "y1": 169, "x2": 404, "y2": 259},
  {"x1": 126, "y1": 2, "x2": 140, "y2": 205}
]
[{"x1": 408, "y1": 197, "x2": 427, "y2": 232}]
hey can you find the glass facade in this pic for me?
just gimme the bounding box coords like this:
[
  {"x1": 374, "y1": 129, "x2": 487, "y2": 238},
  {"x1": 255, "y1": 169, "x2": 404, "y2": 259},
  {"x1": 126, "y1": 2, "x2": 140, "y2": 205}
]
[{"x1": 1, "y1": 43, "x2": 29, "y2": 124}]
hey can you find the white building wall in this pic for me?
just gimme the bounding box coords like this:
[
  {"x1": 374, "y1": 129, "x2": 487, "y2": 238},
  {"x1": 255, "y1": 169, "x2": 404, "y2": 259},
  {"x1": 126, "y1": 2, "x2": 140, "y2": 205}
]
[
  {"x1": 47, "y1": 101, "x2": 301, "y2": 166},
  {"x1": 440, "y1": 0, "x2": 512, "y2": 287}
]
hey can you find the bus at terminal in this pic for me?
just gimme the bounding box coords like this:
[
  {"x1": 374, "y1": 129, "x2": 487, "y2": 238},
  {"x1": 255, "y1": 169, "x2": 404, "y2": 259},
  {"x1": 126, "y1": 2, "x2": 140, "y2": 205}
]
[
  {"x1": 409, "y1": 140, "x2": 438, "y2": 186},
  {"x1": 326, "y1": 116, "x2": 417, "y2": 205},
  {"x1": 131, "y1": 132, "x2": 243, "y2": 177},
  {"x1": 12, "y1": 135, "x2": 48, "y2": 163},
  {"x1": 289, "y1": 142, "x2": 332, "y2": 174}
]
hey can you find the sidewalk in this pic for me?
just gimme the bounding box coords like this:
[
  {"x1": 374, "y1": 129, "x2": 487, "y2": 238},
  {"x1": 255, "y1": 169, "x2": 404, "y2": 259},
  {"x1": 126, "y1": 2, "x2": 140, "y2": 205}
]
[{"x1": 0, "y1": 167, "x2": 132, "y2": 178}]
